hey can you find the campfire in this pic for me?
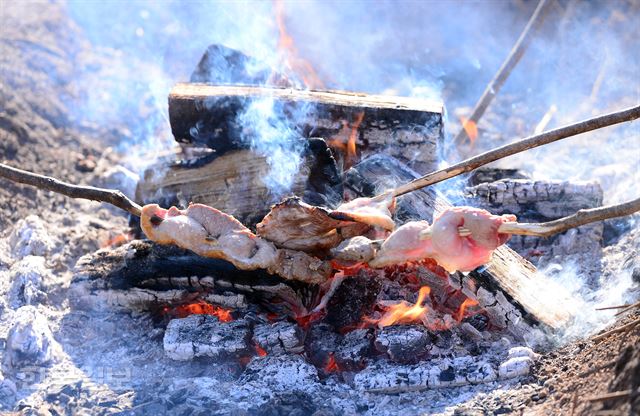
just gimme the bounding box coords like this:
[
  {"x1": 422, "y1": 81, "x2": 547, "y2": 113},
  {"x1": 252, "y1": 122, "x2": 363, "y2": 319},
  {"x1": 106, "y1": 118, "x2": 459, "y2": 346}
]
[{"x1": 1, "y1": 1, "x2": 639, "y2": 415}]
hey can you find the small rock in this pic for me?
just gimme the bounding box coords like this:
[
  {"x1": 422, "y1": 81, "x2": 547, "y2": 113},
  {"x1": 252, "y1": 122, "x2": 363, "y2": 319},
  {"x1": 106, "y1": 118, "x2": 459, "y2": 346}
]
[
  {"x1": 76, "y1": 155, "x2": 97, "y2": 172},
  {"x1": 8, "y1": 256, "x2": 50, "y2": 308},
  {"x1": 9, "y1": 216, "x2": 56, "y2": 260},
  {"x1": 4, "y1": 306, "x2": 59, "y2": 369},
  {"x1": 507, "y1": 346, "x2": 540, "y2": 361}
]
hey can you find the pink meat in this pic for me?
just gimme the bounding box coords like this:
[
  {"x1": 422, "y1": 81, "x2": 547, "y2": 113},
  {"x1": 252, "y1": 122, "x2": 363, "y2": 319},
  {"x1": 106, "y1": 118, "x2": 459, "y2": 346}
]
[
  {"x1": 428, "y1": 207, "x2": 516, "y2": 273},
  {"x1": 369, "y1": 207, "x2": 516, "y2": 273}
]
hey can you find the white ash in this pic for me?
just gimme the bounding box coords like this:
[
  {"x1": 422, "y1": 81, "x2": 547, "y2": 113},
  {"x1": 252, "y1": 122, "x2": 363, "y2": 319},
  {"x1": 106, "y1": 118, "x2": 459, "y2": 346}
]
[
  {"x1": 163, "y1": 315, "x2": 251, "y2": 361},
  {"x1": 0, "y1": 370, "x2": 17, "y2": 410},
  {"x1": 8, "y1": 216, "x2": 57, "y2": 261},
  {"x1": 3, "y1": 306, "x2": 60, "y2": 370},
  {"x1": 374, "y1": 325, "x2": 432, "y2": 363},
  {"x1": 240, "y1": 355, "x2": 319, "y2": 391},
  {"x1": 252, "y1": 321, "x2": 305, "y2": 355},
  {"x1": 6, "y1": 256, "x2": 50, "y2": 308},
  {"x1": 353, "y1": 355, "x2": 498, "y2": 391}
]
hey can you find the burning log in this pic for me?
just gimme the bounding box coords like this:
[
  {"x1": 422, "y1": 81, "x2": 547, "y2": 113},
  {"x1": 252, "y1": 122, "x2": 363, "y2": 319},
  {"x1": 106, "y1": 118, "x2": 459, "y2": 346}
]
[
  {"x1": 167, "y1": 83, "x2": 444, "y2": 173},
  {"x1": 69, "y1": 240, "x2": 312, "y2": 316},
  {"x1": 343, "y1": 155, "x2": 575, "y2": 331}
]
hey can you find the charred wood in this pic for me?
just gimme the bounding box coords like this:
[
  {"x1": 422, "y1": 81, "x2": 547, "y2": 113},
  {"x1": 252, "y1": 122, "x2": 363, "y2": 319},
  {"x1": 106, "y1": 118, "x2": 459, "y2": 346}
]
[
  {"x1": 70, "y1": 240, "x2": 317, "y2": 315},
  {"x1": 464, "y1": 178, "x2": 603, "y2": 269},
  {"x1": 163, "y1": 315, "x2": 252, "y2": 361},
  {"x1": 168, "y1": 83, "x2": 443, "y2": 173}
]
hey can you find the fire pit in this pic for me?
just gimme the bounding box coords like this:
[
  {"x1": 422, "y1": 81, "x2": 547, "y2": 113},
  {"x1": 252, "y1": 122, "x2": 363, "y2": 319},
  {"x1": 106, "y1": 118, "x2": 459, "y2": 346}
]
[{"x1": 1, "y1": 1, "x2": 639, "y2": 415}]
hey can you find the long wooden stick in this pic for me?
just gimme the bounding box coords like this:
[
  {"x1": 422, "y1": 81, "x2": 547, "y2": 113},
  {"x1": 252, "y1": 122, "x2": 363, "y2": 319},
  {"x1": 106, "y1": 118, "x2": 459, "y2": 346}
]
[
  {"x1": 0, "y1": 162, "x2": 142, "y2": 217},
  {"x1": 452, "y1": 0, "x2": 554, "y2": 148},
  {"x1": 496, "y1": 196, "x2": 640, "y2": 237},
  {"x1": 392, "y1": 105, "x2": 640, "y2": 197},
  {"x1": 420, "y1": 196, "x2": 640, "y2": 239}
]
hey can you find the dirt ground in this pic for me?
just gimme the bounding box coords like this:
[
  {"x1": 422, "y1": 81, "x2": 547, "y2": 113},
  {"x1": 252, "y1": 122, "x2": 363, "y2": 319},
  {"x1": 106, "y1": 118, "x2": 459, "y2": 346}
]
[{"x1": 1, "y1": 1, "x2": 638, "y2": 415}]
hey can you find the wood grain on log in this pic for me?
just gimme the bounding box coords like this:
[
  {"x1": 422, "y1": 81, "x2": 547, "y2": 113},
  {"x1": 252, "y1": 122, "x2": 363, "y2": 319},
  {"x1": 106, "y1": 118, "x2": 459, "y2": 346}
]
[
  {"x1": 344, "y1": 154, "x2": 578, "y2": 330},
  {"x1": 168, "y1": 83, "x2": 444, "y2": 173},
  {"x1": 136, "y1": 138, "x2": 343, "y2": 226}
]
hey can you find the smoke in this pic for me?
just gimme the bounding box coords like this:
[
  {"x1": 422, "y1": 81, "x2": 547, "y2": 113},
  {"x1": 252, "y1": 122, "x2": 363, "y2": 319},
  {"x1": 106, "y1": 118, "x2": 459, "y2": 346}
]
[
  {"x1": 61, "y1": 0, "x2": 638, "y2": 340},
  {"x1": 236, "y1": 97, "x2": 308, "y2": 196}
]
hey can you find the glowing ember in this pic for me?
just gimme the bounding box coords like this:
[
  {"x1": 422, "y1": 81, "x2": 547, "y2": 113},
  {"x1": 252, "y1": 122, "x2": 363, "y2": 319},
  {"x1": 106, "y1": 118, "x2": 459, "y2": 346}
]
[
  {"x1": 273, "y1": 0, "x2": 323, "y2": 88},
  {"x1": 377, "y1": 286, "x2": 432, "y2": 328},
  {"x1": 163, "y1": 301, "x2": 233, "y2": 322},
  {"x1": 459, "y1": 116, "x2": 478, "y2": 142},
  {"x1": 330, "y1": 260, "x2": 367, "y2": 276},
  {"x1": 295, "y1": 310, "x2": 325, "y2": 329},
  {"x1": 324, "y1": 353, "x2": 340, "y2": 373},
  {"x1": 101, "y1": 232, "x2": 133, "y2": 248},
  {"x1": 255, "y1": 343, "x2": 268, "y2": 357}
]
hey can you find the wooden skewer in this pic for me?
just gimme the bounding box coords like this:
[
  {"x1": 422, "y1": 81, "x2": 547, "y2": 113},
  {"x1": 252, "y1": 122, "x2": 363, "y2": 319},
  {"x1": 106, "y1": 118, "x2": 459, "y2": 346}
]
[
  {"x1": 0, "y1": 162, "x2": 142, "y2": 217},
  {"x1": 420, "y1": 196, "x2": 640, "y2": 240},
  {"x1": 452, "y1": 0, "x2": 554, "y2": 148},
  {"x1": 389, "y1": 105, "x2": 640, "y2": 198}
]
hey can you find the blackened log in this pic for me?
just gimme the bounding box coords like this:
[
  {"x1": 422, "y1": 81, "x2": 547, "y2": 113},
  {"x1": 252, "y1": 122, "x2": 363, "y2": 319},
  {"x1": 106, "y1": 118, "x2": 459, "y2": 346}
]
[
  {"x1": 70, "y1": 240, "x2": 317, "y2": 315},
  {"x1": 168, "y1": 83, "x2": 444, "y2": 173},
  {"x1": 344, "y1": 154, "x2": 577, "y2": 331}
]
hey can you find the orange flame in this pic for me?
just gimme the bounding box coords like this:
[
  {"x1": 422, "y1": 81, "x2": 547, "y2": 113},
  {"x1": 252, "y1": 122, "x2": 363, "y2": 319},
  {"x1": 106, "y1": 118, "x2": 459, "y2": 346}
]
[
  {"x1": 101, "y1": 232, "x2": 133, "y2": 248},
  {"x1": 327, "y1": 111, "x2": 365, "y2": 170},
  {"x1": 163, "y1": 301, "x2": 233, "y2": 322},
  {"x1": 459, "y1": 116, "x2": 478, "y2": 142},
  {"x1": 377, "y1": 286, "x2": 432, "y2": 327},
  {"x1": 346, "y1": 111, "x2": 364, "y2": 169},
  {"x1": 273, "y1": 0, "x2": 324, "y2": 88},
  {"x1": 454, "y1": 298, "x2": 479, "y2": 322}
]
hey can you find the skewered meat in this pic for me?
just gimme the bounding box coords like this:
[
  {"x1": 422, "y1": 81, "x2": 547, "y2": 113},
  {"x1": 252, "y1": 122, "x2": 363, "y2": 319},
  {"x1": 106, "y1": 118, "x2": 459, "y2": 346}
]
[
  {"x1": 256, "y1": 197, "x2": 347, "y2": 251},
  {"x1": 140, "y1": 204, "x2": 331, "y2": 283},
  {"x1": 329, "y1": 192, "x2": 396, "y2": 231},
  {"x1": 256, "y1": 194, "x2": 394, "y2": 252},
  {"x1": 330, "y1": 236, "x2": 380, "y2": 262},
  {"x1": 369, "y1": 207, "x2": 516, "y2": 273}
]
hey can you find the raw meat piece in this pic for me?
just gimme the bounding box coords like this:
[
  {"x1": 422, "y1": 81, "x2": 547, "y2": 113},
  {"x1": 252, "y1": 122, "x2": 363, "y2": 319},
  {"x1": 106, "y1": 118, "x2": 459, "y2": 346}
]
[
  {"x1": 369, "y1": 207, "x2": 515, "y2": 273},
  {"x1": 329, "y1": 192, "x2": 396, "y2": 231}
]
